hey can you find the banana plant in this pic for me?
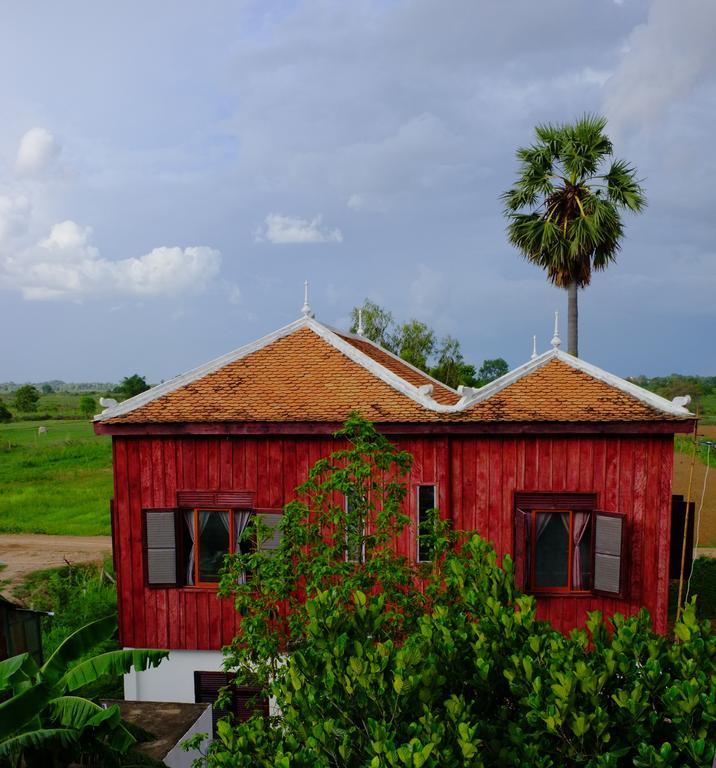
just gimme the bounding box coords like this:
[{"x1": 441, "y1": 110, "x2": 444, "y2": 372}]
[{"x1": 0, "y1": 614, "x2": 167, "y2": 768}]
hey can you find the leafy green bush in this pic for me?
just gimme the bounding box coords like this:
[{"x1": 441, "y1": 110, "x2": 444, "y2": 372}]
[{"x1": 199, "y1": 415, "x2": 716, "y2": 767}]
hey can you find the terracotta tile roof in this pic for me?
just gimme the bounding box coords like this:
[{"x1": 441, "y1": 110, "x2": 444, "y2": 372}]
[
  {"x1": 99, "y1": 319, "x2": 691, "y2": 426},
  {"x1": 461, "y1": 358, "x2": 680, "y2": 422},
  {"x1": 103, "y1": 327, "x2": 435, "y2": 424},
  {"x1": 335, "y1": 332, "x2": 461, "y2": 406}
]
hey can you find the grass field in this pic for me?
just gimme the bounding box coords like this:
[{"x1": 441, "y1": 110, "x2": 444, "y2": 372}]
[
  {"x1": 0, "y1": 420, "x2": 112, "y2": 536},
  {"x1": 0, "y1": 390, "x2": 103, "y2": 421}
]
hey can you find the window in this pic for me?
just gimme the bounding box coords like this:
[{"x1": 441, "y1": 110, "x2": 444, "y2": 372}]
[
  {"x1": 183, "y1": 509, "x2": 253, "y2": 586},
  {"x1": 194, "y1": 671, "x2": 269, "y2": 734},
  {"x1": 529, "y1": 510, "x2": 592, "y2": 592},
  {"x1": 514, "y1": 493, "x2": 627, "y2": 598},
  {"x1": 344, "y1": 490, "x2": 366, "y2": 563},
  {"x1": 142, "y1": 505, "x2": 282, "y2": 588},
  {"x1": 417, "y1": 485, "x2": 436, "y2": 563}
]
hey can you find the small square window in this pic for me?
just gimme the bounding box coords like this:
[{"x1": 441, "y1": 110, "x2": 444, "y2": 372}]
[{"x1": 417, "y1": 485, "x2": 436, "y2": 563}]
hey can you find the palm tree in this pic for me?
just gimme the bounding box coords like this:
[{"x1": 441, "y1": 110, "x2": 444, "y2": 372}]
[
  {"x1": 0, "y1": 615, "x2": 166, "y2": 767},
  {"x1": 502, "y1": 114, "x2": 646, "y2": 356}
]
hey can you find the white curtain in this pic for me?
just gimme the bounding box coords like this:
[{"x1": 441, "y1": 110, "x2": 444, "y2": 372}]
[
  {"x1": 234, "y1": 510, "x2": 253, "y2": 584},
  {"x1": 572, "y1": 512, "x2": 591, "y2": 590},
  {"x1": 185, "y1": 510, "x2": 211, "y2": 585}
]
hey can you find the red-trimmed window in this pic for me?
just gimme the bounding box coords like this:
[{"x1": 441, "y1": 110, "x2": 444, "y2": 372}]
[
  {"x1": 528, "y1": 510, "x2": 592, "y2": 593},
  {"x1": 514, "y1": 493, "x2": 627, "y2": 598},
  {"x1": 183, "y1": 508, "x2": 254, "y2": 587}
]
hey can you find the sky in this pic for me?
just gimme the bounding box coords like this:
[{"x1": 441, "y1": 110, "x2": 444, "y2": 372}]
[{"x1": 0, "y1": 0, "x2": 714, "y2": 383}]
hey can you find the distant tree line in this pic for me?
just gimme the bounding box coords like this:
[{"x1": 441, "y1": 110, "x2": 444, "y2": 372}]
[
  {"x1": 350, "y1": 300, "x2": 508, "y2": 389},
  {"x1": 629, "y1": 374, "x2": 715, "y2": 411}
]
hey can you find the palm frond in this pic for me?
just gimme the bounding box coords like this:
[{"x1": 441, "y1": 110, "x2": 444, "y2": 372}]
[
  {"x1": 602, "y1": 158, "x2": 646, "y2": 212},
  {"x1": 61, "y1": 648, "x2": 168, "y2": 692},
  {"x1": 48, "y1": 695, "x2": 106, "y2": 728}
]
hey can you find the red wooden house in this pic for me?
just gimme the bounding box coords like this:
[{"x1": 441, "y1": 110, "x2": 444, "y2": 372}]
[{"x1": 94, "y1": 307, "x2": 694, "y2": 704}]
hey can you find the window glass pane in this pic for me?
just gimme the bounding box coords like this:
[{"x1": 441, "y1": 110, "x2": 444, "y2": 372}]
[
  {"x1": 198, "y1": 511, "x2": 230, "y2": 583},
  {"x1": 534, "y1": 512, "x2": 569, "y2": 588},
  {"x1": 345, "y1": 492, "x2": 364, "y2": 563},
  {"x1": 418, "y1": 486, "x2": 436, "y2": 562}
]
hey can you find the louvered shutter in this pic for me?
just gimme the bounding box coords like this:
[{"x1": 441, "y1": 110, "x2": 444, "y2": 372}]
[
  {"x1": 513, "y1": 508, "x2": 531, "y2": 591},
  {"x1": 257, "y1": 511, "x2": 282, "y2": 553},
  {"x1": 194, "y1": 672, "x2": 268, "y2": 733},
  {"x1": 143, "y1": 510, "x2": 179, "y2": 587},
  {"x1": 592, "y1": 511, "x2": 627, "y2": 597}
]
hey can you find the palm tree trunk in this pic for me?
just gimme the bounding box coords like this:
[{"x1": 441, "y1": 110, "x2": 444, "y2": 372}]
[{"x1": 567, "y1": 282, "x2": 578, "y2": 356}]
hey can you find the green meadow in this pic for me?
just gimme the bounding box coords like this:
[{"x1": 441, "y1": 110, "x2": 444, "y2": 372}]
[{"x1": 0, "y1": 420, "x2": 112, "y2": 536}]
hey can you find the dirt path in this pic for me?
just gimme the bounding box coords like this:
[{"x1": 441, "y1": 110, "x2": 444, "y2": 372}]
[
  {"x1": 0, "y1": 534, "x2": 112, "y2": 591},
  {"x1": 673, "y1": 424, "x2": 716, "y2": 547}
]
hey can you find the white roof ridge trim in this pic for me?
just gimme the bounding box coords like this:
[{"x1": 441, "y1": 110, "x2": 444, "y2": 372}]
[{"x1": 325, "y1": 324, "x2": 460, "y2": 395}]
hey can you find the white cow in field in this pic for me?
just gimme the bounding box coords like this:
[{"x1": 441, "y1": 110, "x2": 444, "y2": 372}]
[{"x1": 38, "y1": 426, "x2": 47, "y2": 435}]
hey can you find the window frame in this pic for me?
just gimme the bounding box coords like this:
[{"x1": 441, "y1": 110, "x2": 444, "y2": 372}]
[
  {"x1": 191, "y1": 507, "x2": 234, "y2": 588},
  {"x1": 528, "y1": 508, "x2": 592, "y2": 595},
  {"x1": 416, "y1": 484, "x2": 437, "y2": 564}
]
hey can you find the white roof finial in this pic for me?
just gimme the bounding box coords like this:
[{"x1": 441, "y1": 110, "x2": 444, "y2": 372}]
[
  {"x1": 301, "y1": 280, "x2": 314, "y2": 318},
  {"x1": 531, "y1": 335, "x2": 538, "y2": 360},
  {"x1": 357, "y1": 307, "x2": 365, "y2": 336},
  {"x1": 551, "y1": 310, "x2": 561, "y2": 349}
]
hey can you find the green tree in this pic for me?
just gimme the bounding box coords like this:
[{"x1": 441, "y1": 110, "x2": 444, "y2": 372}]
[
  {"x1": 79, "y1": 395, "x2": 97, "y2": 419},
  {"x1": 0, "y1": 401, "x2": 11, "y2": 423},
  {"x1": 503, "y1": 114, "x2": 646, "y2": 357},
  {"x1": 41, "y1": 384, "x2": 54, "y2": 395},
  {"x1": 349, "y1": 300, "x2": 396, "y2": 351},
  {"x1": 14, "y1": 385, "x2": 40, "y2": 413},
  {"x1": 477, "y1": 357, "x2": 509, "y2": 385},
  {"x1": 117, "y1": 375, "x2": 150, "y2": 400},
  {"x1": 0, "y1": 615, "x2": 166, "y2": 767},
  {"x1": 200, "y1": 416, "x2": 716, "y2": 767},
  {"x1": 391, "y1": 319, "x2": 435, "y2": 371},
  {"x1": 430, "y1": 336, "x2": 478, "y2": 389}
]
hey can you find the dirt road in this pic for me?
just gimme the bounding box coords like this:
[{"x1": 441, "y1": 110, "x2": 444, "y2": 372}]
[{"x1": 0, "y1": 534, "x2": 111, "y2": 591}]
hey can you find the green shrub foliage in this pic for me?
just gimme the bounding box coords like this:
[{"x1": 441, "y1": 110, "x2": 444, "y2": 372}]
[{"x1": 204, "y1": 415, "x2": 716, "y2": 767}]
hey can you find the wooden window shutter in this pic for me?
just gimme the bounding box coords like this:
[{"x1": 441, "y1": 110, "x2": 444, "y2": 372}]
[
  {"x1": 592, "y1": 511, "x2": 627, "y2": 598},
  {"x1": 513, "y1": 508, "x2": 530, "y2": 591},
  {"x1": 143, "y1": 510, "x2": 179, "y2": 587},
  {"x1": 256, "y1": 510, "x2": 282, "y2": 553}
]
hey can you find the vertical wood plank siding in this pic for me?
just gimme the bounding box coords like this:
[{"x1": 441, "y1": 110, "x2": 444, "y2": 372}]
[{"x1": 114, "y1": 433, "x2": 674, "y2": 648}]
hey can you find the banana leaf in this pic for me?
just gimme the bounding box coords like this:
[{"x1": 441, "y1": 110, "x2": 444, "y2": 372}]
[
  {"x1": 0, "y1": 727, "x2": 79, "y2": 759},
  {"x1": 61, "y1": 648, "x2": 168, "y2": 692},
  {"x1": 0, "y1": 682, "x2": 52, "y2": 740},
  {"x1": 0, "y1": 652, "x2": 36, "y2": 691},
  {"x1": 41, "y1": 614, "x2": 117, "y2": 682}
]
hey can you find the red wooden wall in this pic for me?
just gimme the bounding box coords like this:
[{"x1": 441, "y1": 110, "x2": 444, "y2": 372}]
[{"x1": 112, "y1": 432, "x2": 674, "y2": 649}]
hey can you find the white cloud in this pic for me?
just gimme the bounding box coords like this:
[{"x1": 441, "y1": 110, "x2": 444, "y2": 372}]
[
  {"x1": 604, "y1": 0, "x2": 716, "y2": 134},
  {"x1": 15, "y1": 127, "x2": 61, "y2": 175},
  {"x1": 0, "y1": 219, "x2": 221, "y2": 300},
  {"x1": 347, "y1": 194, "x2": 364, "y2": 210},
  {"x1": 257, "y1": 213, "x2": 343, "y2": 244}
]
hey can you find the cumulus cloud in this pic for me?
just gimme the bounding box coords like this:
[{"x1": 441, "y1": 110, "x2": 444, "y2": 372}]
[
  {"x1": 604, "y1": 0, "x2": 716, "y2": 133},
  {"x1": 257, "y1": 213, "x2": 343, "y2": 244},
  {"x1": 0, "y1": 219, "x2": 221, "y2": 300},
  {"x1": 15, "y1": 127, "x2": 61, "y2": 175}
]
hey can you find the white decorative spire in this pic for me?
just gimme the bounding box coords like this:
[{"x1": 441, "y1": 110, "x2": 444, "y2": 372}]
[
  {"x1": 301, "y1": 280, "x2": 314, "y2": 318},
  {"x1": 551, "y1": 310, "x2": 561, "y2": 349},
  {"x1": 531, "y1": 335, "x2": 538, "y2": 360},
  {"x1": 357, "y1": 308, "x2": 365, "y2": 336}
]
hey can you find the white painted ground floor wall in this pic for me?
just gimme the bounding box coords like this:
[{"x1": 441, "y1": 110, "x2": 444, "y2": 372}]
[{"x1": 124, "y1": 648, "x2": 225, "y2": 703}]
